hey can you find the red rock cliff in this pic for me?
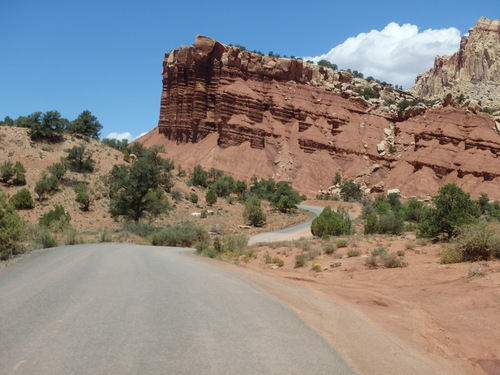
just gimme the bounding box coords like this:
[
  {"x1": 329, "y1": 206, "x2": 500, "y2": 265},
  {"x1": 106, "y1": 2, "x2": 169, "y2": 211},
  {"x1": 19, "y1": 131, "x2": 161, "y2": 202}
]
[{"x1": 139, "y1": 35, "x2": 500, "y2": 199}]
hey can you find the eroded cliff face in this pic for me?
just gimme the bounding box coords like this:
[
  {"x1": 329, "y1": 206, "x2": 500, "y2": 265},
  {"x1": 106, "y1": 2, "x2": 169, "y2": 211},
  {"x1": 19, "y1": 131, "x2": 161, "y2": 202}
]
[
  {"x1": 140, "y1": 35, "x2": 500, "y2": 199},
  {"x1": 411, "y1": 17, "x2": 500, "y2": 110}
]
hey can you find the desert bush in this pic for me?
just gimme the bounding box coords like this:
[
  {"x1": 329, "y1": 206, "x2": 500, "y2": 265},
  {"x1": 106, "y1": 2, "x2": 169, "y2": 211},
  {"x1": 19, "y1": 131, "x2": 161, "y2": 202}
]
[
  {"x1": 323, "y1": 242, "x2": 336, "y2": 254},
  {"x1": 1, "y1": 160, "x2": 14, "y2": 182},
  {"x1": 122, "y1": 221, "x2": 158, "y2": 237},
  {"x1": 62, "y1": 229, "x2": 82, "y2": 245},
  {"x1": 99, "y1": 230, "x2": 112, "y2": 243},
  {"x1": 171, "y1": 189, "x2": 182, "y2": 203},
  {"x1": 150, "y1": 222, "x2": 209, "y2": 247},
  {"x1": 294, "y1": 254, "x2": 308, "y2": 268},
  {"x1": 418, "y1": 184, "x2": 479, "y2": 238},
  {"x1": 33, "y1": 226, "x2": 58, "y2": 248},
  {"x1": 364, "y1": 213, "x2": 380, "y2": 234},
  {"x1": 371, "y1": 247, "x2": 386, "y2": 256},
  {"x1": 189, "y1": 193, "x2": 199, "y2": 204},
  {"x1": 47, "y1": 161, "x2": 66, "y2": 181},
  {"x1": 441, "y1": 222, "x2": 500, "y2": 263},
  {"x1": 34, "y1": 172, "x2": 60, "y2": 200},
  {"x1": 336, "y1": 239, "x2": 348, "y2": 248},
  {"x1": 205, "y1": 189, "x2": 217, "y2": 206},
  {"x1": 39, "y1": 205, "x2": 71, "y2": 229},
  {"x1": 365, "y1": 256, "x2": 378, "y2": 268},
  {"x1": 74, "y1": 183, "x2": 91, "y2": 211},
  {"x1": 64, "y1": 146, "x2": 95, "y2": 173},
  {"x1": 379, "y1": 213, "x2": 404, "y2": 235},
  {"x1": 222, "y1": 234, "x2": 249, "y2": 256},
  {"x1": 10, "y1": 188, "x2": 35, "y2": 209},
  {"x1": 380, "y1": 253, "x2": 407, "y2": 268},
  {"x1": 0, "y1": 194, "x2": 25, "y2": 259},
  {"x1": 1, "y1": 161, "x2": 26, "y2": 185},
  {"x1": 311, "y1": 207, "x2": 352, "y2": 237},
  {"x1": 340, "y1": 180, "x2": 362, "y2": 202},
  {"x1": 347, "y1": 248, "x2": 361, "y2": 257},
  {"x1": 200, "y1": 210, "x2": 208, "y2": 218},
  {"x1": 468, "y1": 266, "x2": 484, "y2": 278},
  {"x1": 243, "y1": 196, "x2": 266, "y2": 227}
]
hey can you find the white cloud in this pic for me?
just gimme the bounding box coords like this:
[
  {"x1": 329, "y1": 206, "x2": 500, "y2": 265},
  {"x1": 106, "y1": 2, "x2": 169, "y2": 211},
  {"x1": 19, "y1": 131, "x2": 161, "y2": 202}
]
[
  {"x1": 104, "y1": 131, "x2": 147, "y2": 142},
  {"x1": 304, "y1": 22, "x2": 461, "y2": 89}
]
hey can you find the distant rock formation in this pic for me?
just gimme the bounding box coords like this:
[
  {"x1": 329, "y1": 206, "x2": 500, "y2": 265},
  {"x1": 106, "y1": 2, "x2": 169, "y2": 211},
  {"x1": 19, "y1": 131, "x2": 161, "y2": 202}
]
[
  {"x1": 411, "y1": 17, "x2": 500, "y2": 110},
  {"x1": 139, "y1": 34, "x2": 500, "y2": 200}
]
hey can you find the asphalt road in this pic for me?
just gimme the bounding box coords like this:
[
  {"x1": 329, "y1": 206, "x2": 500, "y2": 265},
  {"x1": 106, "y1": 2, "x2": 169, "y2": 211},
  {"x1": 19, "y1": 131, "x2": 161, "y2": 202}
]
[
  {"x1": 0, "y1": 243, "x2": 355, "y2": 375},
  {"x1": 249, "y1": 204, "x2": 354, "y2": 244}
]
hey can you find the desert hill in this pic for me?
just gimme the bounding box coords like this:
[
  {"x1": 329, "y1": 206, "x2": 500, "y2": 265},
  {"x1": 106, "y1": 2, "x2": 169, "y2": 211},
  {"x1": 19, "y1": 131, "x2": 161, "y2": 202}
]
[
  {"x1": 137, "y1": 30, "x2": 500, "y2": 200},
  {"x1": 0, "y1": 126, "x2": 306, "y2": 237}
]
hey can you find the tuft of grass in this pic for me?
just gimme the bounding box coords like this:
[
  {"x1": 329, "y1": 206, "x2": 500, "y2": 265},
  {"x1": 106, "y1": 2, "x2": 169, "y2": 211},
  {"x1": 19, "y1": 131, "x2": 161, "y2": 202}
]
[
  {"x1": 380, "y1": 253, "x2": 407, "y2": 268},
  {"x1": 323, "y1": 242, "x2": 337, "y2": 255},
  {"x1": 371, "y1": 247, "x2": 386, "y2": 256},
  {"x1": 347, "y1": 248, "x2": 361, "y2": 257},
  {"x1": 468, "y1": 266, "x2": 484, "y2": 278},
  {"x1": 365, "y1": 256, "x2": 378, "y2": 268},
  {"x1": 336, "y1": 239, "x2": 348, "y2": 248},
  {"x1": 294, "y1": 254, "x2": 308, "y2": 268}
]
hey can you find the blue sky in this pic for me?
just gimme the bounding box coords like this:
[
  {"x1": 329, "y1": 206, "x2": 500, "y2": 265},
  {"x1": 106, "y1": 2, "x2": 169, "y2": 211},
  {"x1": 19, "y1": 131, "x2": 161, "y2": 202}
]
[{"x1": 1, "y1": 0, "x2": 498, "y2": 140}]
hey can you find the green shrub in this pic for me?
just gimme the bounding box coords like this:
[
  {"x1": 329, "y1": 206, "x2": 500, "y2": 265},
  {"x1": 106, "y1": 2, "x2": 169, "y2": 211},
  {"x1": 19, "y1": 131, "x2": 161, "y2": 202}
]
[
  {"x1": 347, "y1": 248, "x2": 361, "y2": 257},
  {"x1": 323, "y1": 243, "x2": 336, "y2": 254},
  {"x1": 380, "y1": 253, "x2": 407, "y2": 268},
  {"x1": 171, "y1": 189, "x2": 182, "y2": 203},
  {"x1": 64, "y1": 146, "x2": 95, "y2": 173},
  {"x1": 336, "y1": 239, "x2": 348, "y2": 248},
  {"x1": 418, "y1": 184, "x2": 479, "y2": 238},
  {"x1": 379, "y1": 213, "x2": 404, "y2": 235},
  {"x1": 47, "y1": 162, "x2": 66, "y2": 181},
  {"x1": 74, "y1": 183, "x2": 91, "y2": 211},
  {"x1": 63, "y1": 229, "x2": 81, "y2": 245},
  {"x1": 311, "y1": 207, "x2": 352, "y2": 237},
  {"x1": 442, "y1": 222, "x2": 500, "y2": 263},
  {"x1": 365, "y1": 256, "x2": 378, "y2": 268},
  {"x1": 205, "y1": 189, "x2": 217, "y2": 205},
  {"x1": 122, "y1": 222, "x2": 158, "y2": 237},
  {"x1": 200, "y1": 210, "x2": 208, "y2": 218},
  {"x1": 99, "y1": 230, "x2": 112, "y2": 243},
  {"x1": 243, "y1": 196, "x2": 266, "y2": 227},
  {"x1": 33, "y1": 226, "x2": 58, "y2": 248},
  {"x1": 364, "y1": 213, "x2": 380, "y2": 234},
  {"x1": 340, "y1": 180, "x2": 362, "y2": 202},
  {"x1": 189, "y1": 193, "x2": 199, "y2": 204},
  {"x1": 0, "y1": 194, "x2": 25, "y2": 260},
  {"x1": 1, "y1": 161, "x2": 14, "y2": 182},
  {"x1": 10, "y1": 188, "x2": 35, "y2": 209},
  {"x1": 39, "y1": 205, "x2": 71, "y2": 228},
  {"x1": 150, "y1": 222, "x2": 209, "y2": 247},
  {"x1": 371, "y1": 247, "x2": 386, "y2": 256},
  {"x1": 294, "y1": 254, "x2": 308, "y2": 268}
]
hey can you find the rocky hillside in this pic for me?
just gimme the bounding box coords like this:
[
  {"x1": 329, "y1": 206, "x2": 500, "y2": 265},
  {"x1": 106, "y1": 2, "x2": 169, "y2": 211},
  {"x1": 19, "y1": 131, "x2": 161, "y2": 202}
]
[
  {"x1": 411, "y1": 17, "x2": 500, "y2": 111},
  {"x1": 138, "y1": 34, "x2": 500, "y2": 200}
]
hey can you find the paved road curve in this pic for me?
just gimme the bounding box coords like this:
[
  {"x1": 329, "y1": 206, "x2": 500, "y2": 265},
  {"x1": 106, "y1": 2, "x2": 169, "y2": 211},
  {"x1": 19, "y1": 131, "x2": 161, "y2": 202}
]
[
  {"x1": 0, "y1": 243, "x2": 355, "y2": 374},
  {"x1": 249, "y1": 205, "x2": 324, "y2": 244}
]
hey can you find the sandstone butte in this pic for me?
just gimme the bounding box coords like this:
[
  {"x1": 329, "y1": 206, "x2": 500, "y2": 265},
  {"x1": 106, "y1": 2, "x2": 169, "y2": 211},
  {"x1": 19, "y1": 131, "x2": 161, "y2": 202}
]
[
  {"x1": 411, "y1": 17, "x2": 500, "y2": 110},
  {"x1": 137, "y1": 21, "x2": 500, "y2": 200}
]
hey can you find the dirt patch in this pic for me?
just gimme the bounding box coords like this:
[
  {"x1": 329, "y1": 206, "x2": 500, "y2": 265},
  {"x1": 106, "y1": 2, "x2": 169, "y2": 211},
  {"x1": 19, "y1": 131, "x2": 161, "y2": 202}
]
[{"x1": 218, "y1": 233, "x2": 500, "y2": 375}]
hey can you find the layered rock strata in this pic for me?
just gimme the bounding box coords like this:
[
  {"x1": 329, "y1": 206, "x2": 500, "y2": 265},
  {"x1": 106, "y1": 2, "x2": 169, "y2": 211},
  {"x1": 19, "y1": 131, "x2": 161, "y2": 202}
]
[
  {"x1": 142, "y1": 35, "x2": 500, "y2": 199},
  {"x1": 411, "y1": 17, "x2": 500, "y2": 110}
]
